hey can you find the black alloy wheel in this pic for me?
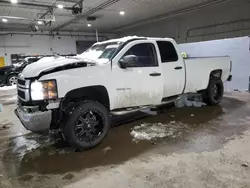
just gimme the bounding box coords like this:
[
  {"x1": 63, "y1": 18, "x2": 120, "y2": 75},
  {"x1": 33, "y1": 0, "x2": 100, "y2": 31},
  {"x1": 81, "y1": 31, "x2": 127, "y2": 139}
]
[
  {"x1": 64, "y1": 101, "x2": 110, "y2": 150},
  {"x1": 202, "y1": 78, "x2": 224, "y2": 106},
  {"x1": 75, "y1": 110, "x2": 104, "y2": 142}
]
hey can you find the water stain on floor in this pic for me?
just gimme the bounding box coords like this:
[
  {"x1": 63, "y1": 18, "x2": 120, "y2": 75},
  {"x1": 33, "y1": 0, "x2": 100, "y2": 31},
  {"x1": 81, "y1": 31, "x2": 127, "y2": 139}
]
[{"x1": 0, "y1": 97, "x2": 248, "y2": 177}]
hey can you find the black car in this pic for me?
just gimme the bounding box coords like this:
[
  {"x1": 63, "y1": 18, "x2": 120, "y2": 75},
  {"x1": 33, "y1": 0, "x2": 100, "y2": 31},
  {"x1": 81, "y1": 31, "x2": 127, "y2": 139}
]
[
  {"x1": 0, "y1": 57, "x2": 41, "y2": 86},
  {"x1": 0, "y1": 65, "x2": 20, "y2": 86}
]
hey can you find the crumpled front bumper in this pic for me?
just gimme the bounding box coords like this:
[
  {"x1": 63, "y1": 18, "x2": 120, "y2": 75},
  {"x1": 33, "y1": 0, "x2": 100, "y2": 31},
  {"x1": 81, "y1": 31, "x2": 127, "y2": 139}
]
[{"x1": 15, "y1": 107, "x2": 52, "y2": 133}]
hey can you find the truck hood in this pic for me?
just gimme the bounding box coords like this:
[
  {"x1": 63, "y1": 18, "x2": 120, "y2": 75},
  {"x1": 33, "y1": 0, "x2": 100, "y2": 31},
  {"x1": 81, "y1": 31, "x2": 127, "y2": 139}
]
[{"x1": 22, "y1": 56, "x2": 109, "y2": 78}]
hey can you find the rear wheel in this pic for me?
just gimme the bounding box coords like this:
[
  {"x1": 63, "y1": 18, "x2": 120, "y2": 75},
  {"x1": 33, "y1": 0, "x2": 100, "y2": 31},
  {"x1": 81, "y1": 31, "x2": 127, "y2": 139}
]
[
  {"x1": 202, "y1": 78, "x2": 224, "y2": 106},
  {"x1": 7, "y1": 74, "x2": 18, "y2": 86},
  {"x1": 63, "y1": 101, "x2": 110, "y2": 150}
]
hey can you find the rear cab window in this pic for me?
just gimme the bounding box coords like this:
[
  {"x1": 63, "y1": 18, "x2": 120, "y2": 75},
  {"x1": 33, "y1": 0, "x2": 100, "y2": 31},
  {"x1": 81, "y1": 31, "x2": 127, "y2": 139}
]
[{"x1": 157, "y1": 41, "x2": 178, "y2": 63}]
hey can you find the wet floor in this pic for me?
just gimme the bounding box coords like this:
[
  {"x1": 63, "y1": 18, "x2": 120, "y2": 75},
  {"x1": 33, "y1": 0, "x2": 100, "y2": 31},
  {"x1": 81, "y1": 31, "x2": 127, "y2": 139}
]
[{"x1": 0, "y1": 95, "x2": 249, "y2": 179}]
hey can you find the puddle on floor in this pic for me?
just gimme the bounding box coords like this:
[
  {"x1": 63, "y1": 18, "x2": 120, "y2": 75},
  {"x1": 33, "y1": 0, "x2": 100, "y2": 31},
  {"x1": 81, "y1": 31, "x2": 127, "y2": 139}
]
[{"x1": 0, "y1": 96, "x2": 248, "y2": 177}]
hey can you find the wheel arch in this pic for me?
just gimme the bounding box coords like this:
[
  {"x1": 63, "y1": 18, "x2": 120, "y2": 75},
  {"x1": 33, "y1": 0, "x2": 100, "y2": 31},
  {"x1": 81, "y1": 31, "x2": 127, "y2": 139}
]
[
  {"x1": 204, "y1": 69, "x2": 223, "y2": 89},
  {"x1": 62, "y1": 85, "x2": 110, "y2": 110},
  {"x1": 197, "y1": 69, "x2": 223, "y2": 93},
  {"x1": 210, "y1": 69, "x2": 222, "y2": 79}
]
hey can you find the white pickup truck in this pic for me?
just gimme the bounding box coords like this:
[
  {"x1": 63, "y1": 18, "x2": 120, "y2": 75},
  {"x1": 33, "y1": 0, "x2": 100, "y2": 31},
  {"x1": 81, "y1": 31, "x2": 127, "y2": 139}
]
[{"x1": 15, "y1": 36, "x2": 232, "y2": 150}]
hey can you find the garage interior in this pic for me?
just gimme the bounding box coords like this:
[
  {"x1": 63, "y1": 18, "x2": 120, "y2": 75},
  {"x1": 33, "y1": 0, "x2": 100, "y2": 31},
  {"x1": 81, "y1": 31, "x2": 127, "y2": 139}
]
[{"x1": 1, "y1": 0, "x2": 250, "y2": 187}]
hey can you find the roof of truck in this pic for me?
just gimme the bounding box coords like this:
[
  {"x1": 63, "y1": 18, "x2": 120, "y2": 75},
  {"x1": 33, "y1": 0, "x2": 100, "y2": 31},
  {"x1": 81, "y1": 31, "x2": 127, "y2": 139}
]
[{"x1": 95, "y1": 36, "x2": 174, "y2": 45}]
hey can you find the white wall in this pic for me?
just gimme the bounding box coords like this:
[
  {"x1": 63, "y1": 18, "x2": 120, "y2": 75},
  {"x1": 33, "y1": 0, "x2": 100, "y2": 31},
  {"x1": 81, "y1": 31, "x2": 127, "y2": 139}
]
[
  {"x1": 0, "y1": 32, "x2": 116, "y2": 66},
  {"x1": 119, "y1": 0, "x2": 250, "y2": 43}
]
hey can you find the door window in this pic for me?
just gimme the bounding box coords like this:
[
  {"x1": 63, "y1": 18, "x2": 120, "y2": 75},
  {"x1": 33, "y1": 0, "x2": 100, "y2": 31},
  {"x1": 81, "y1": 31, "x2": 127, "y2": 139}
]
[
  {"x1": 121, "y1": 43, "x2": 158, "y2": 67},
  {"x1": 157, "y1": 41, "x2": 178, "y2": 62}
]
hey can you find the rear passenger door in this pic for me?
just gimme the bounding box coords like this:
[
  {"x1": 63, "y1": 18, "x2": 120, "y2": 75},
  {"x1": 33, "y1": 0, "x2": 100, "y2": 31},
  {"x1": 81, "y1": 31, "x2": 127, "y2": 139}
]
[{"x1": 157, "y1": 41, "x2": 185, "y2": 98}]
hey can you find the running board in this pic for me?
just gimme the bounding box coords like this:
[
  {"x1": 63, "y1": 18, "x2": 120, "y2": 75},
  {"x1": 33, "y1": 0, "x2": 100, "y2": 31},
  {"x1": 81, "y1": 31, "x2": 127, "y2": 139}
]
[
  {"x1": 110, "y1": 97, "x2": 179, "y2": 116},
  {"x1": 111, "y1": 106, "x2": 150, "y2": 115}
]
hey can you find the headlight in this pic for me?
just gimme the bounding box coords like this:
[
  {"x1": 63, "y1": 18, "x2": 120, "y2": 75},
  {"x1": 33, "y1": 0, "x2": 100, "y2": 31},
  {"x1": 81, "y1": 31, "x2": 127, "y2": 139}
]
[{"x1": 31, "y1": 80, "x2": 58, "y2": 100}]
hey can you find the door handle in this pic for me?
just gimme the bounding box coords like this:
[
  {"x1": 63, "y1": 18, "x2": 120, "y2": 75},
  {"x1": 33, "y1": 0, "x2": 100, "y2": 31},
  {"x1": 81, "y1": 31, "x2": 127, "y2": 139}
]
[
  {"x1": 174, "y1": 66, "x2": 183, "y2": 70},
  {"x1": 150, "y1": 73, "x2": 161, "y2": 77}
]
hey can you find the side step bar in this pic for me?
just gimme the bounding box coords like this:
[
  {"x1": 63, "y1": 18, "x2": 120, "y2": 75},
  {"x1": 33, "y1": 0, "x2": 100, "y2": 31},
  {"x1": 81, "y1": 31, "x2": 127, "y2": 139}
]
[{"x1": 110, "y1": 96, "x2": 179, "y2": 116}]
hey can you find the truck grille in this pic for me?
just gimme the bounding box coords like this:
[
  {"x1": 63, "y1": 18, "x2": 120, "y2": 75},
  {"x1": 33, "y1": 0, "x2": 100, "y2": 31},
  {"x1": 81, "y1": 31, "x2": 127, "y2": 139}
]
[
  {"x1": 18, "y1": 79, "x2": 26, "y2": 86},
  {"x1": 18, "y1": 90, "x2": 26, "y2": 100},
  {"x1": 17, "y1": 77, "x2": 30, "y2": 101}
]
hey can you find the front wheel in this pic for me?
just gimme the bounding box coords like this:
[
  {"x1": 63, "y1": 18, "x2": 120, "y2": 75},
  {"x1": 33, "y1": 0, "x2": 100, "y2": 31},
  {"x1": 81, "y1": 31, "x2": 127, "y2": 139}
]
[
  {"x1": 63, "y1": 101, "x2": 110, "y2": 150},
  {"x1": 202, "y1": 78, "x2": 224, "y2": 106}
]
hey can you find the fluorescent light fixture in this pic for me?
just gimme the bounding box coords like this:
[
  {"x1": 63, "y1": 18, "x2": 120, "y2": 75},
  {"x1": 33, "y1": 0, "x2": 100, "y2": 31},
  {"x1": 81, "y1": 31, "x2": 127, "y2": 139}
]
[
  {"x1": 2, "y1": 19, "x2": 8, "y2": 23},
  {"x1": 37, "y1": 21, "x2": 43, "y2": 25},
  {"x1": 11, "y1": 0, "x2": 17, "y2": 4},
  {"x1": 119, "y1": 11, "x2": 125, "y2": 16},
  {"x1": 57, "y1": 4, "x2": 64, "y2": 9},
  {"x1": 87, "y1": 23, "x2": 92, "y2": 27}
]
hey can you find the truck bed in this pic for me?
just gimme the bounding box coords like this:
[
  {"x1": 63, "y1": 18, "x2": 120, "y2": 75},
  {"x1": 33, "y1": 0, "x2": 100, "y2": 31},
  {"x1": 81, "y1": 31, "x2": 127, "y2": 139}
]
[{"x1": 184, "y1": 56, "x2": 231, "y2": 93}]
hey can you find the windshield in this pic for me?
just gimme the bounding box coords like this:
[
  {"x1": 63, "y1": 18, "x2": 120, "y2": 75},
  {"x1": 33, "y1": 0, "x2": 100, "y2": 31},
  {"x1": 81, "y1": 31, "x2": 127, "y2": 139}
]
[{"x1": 82, "y1": 42, "x2": 122, "y2": 60}]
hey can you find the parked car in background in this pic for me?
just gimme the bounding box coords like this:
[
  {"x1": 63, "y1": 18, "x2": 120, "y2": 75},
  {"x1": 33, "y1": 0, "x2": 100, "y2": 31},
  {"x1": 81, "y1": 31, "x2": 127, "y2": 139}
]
[{"x1": 0, "y1": 57, "x2": 41, "y2": 86}]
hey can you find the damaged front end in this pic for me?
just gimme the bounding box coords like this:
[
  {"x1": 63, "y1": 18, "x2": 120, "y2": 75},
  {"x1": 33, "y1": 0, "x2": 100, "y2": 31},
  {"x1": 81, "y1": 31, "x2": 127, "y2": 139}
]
[
  {"x1": 15, "y1": 76, "x2": 61, "y2": 133},
  {"x1": 15, "y1": 106, "x2": 52, "y2": 133}
]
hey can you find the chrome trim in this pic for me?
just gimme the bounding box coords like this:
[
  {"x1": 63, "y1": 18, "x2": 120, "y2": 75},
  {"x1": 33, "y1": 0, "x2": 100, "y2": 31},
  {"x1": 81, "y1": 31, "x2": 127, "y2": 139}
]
[
  {"x1": 17, "y1": 78, "x2": 30, "y2": 89},
  {"x1": 17, "y1": 77, "x2": 30, "y2": 102}
]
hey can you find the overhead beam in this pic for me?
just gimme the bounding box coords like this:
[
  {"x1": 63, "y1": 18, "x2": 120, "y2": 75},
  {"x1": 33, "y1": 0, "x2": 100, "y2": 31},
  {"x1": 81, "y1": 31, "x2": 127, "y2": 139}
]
[
  {"x1": 51, "y1": 0, "x2": 120, "y2": 32},
  {"x1": 0, "y1": 0, "x2": 72, "y2": 10}
]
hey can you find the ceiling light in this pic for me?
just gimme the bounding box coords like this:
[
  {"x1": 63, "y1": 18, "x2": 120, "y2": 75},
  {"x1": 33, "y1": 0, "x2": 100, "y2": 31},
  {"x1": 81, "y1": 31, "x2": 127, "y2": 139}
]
[
  {"x1": 119, "y1": 11, "x2": 125, "y2": 16},
  {"x1": 57, "y1": 4, "x2": 64, "y2": 9},
  {"x1": 87, "y1": 24, "x2": 92, "y2": 27},
  {"x1": 37, "y1": 21, "x2": 43, "y2": 25},
  {"x1": 11, "y1": 0, "x2": 17, "y2": 4},
  {"x1": 2, "y1": 18, "x2": 8, "y2": 23}
]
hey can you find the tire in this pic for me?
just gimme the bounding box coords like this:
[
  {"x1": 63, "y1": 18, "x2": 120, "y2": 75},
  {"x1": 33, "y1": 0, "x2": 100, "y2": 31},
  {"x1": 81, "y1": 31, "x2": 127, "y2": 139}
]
[
  {"x1": 202, "y1": 78, "x2": 224, "y2": 106},
  {"x1": 63, "y1": 101, "x2": 110, "y2": 150},
  {"x1": 7, "y1": 74, "x2": 18, "y2": 86}
]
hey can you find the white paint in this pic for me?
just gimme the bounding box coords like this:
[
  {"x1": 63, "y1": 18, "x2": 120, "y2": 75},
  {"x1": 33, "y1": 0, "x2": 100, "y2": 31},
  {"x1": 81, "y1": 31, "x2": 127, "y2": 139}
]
[
  {"x1": 111, "y1": 39, "x2": 163, "y2": 107},
  {"x1": 184, "y1": 56, "x2": 231, "y2": 93},
  {"x1": 35, "y1": 56, "x2": 65, "y2": 64},
  {"x1": 157, "y1": 38, "x2": 186, "y2": 97},
  {"x1": 22, "y1": 57, "x2": 78, "y2": 78},
  {"x1": 180, "y1": 37, "x2": 250, "y2": 91},
  {"x1": 95, "y1": 36, "x2": 140, "y2": 45}
]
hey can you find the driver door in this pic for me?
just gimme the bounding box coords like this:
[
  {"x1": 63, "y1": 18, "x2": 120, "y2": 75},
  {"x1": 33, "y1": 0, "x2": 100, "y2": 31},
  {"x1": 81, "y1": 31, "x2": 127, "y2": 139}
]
[{"x1": 111, "y1": 40, "x2": 163, "y2": 109}]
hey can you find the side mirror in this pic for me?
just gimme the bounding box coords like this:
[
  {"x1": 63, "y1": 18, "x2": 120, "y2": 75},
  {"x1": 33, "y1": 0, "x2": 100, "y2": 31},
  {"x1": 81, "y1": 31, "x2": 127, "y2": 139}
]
[{"x1": 119, "y1": 55, "x2": 138, "y2": 69}]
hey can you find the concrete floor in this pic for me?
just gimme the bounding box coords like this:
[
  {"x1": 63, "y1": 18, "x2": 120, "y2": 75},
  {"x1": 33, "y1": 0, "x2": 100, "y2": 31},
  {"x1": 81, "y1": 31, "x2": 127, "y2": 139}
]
[{"x1": 0, "y1": 88, "x2": 250, "y2": 188}]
